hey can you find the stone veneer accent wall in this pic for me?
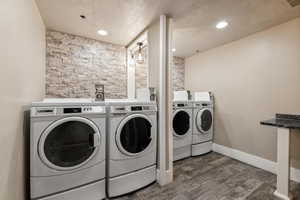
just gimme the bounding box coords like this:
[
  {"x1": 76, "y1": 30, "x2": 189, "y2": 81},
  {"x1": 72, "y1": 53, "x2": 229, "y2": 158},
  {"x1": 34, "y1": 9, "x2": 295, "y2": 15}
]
[
  {"x1": 46, "y1": 30, "x2": 127, "y2": 99},
  {"x1": 173, "y1": 56, "x2": 185, "y2": 91},
  {"x1": 133, "y1": 47, "x2": 185, "y2": 92}
]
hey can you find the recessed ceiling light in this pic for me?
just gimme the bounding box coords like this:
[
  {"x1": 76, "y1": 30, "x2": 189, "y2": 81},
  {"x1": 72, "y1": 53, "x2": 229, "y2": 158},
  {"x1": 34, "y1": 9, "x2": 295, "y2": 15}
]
[
  {"x1": 172, "y1": 48, "x2": 176, "y2": 52},
  {"x1": 97, "y1": 29, "x2": 108, "y2": 36},
  {"x1": 216, "y1": 21, "x2": 228, "y2": 29}
]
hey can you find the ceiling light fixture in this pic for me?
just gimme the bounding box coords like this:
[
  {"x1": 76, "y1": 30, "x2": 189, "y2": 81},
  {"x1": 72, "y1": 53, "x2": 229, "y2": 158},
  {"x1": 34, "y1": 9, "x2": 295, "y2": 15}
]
[
  {"x1": 216, "y1": 21, "x2": 228, "y2": 29},
  {"x1": 97, "y1": 29, "x2": 108, "y2": 36},
  {"x1": 172, "y1": 48, "x2": 176, "y2": 52}
]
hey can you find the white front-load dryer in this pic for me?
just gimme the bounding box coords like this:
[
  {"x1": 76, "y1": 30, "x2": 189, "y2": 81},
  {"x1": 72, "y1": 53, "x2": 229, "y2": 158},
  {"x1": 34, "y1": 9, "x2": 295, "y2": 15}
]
[
  {"x1": 106, "y1": 101, "x2": 157, "y2": 198},
  {"x1": 192, "y1": 100, "x2": 214, "y2": 156},
  {"x1": 30, "y1": 101, "x2": 106, "y2": 200},
  {"x1": 173, "y1": 101, "x2": 193, "y2": 161}
]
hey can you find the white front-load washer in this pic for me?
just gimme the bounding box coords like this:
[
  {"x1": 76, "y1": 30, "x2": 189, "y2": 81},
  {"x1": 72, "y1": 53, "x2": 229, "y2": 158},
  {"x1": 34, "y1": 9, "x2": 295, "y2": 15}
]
[
  {"x1": 106, "y1": 101, "x2": 157, "y2": 198},
  {"x1": 192, "y1": 100, "x2": 214, "y2": 156},
  {"x1": 30, "y1": 101, "x2": 106, "y2": 200},
  {"x1": 173, "y1": 101, "x2": 193, "y2": 161}
]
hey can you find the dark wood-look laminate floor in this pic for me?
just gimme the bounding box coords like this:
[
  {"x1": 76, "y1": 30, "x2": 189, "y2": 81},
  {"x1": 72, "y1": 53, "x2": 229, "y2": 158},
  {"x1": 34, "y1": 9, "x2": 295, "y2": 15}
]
[{"x1": 114, "y1": 152, "x2": 300, "y2": 200}]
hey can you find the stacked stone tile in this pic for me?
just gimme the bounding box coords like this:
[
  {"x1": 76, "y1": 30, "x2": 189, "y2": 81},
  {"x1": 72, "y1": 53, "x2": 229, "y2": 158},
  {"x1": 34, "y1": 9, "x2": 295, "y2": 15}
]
[
  {"x1": 46, "y1": 30, "x2": 185, "y2": 99},
  {"x1": 46, "y1": 30, "x2": 127, "y2": 99},
  {"x1": 173, "y1": 56, "x2": 185, "y2": 91}
]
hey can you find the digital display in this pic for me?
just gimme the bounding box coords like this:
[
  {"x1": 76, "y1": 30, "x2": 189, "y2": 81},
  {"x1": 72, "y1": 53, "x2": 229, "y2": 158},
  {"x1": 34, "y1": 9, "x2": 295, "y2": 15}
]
[
  {"x1": 131, "y1": 106, "x2": 142, "y2": 111},
  {"x1": 37, "y1": 109, "x2": 53, "y2": 113},
  {"x1": 64, "y1": 107, "x2": 82, "y2": 114},
  {"x1": 177, "y1": 104, "x2": 185, "y2": 107},
  {"x1": 202, "y1": 104, "x2": 208, "y2": 106}
]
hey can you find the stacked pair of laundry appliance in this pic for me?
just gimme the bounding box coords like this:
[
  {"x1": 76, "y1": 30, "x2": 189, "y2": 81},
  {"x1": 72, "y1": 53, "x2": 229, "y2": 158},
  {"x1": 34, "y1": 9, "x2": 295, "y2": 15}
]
[{"x1": 30, "y1": 99, "x2": 157, "y2": 200}]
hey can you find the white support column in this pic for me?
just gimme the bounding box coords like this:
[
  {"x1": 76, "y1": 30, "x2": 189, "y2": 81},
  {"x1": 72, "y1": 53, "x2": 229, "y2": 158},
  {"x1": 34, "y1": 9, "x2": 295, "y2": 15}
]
[
  {"x1": 274, "y1": 127, "x2": 293, "y2": 200},
  {"x1": 156, "y1": 14, "x2": 173, "y2": 186},
  {"x1": 166, "y1": 15, "x2": 174, "y2": 182}
]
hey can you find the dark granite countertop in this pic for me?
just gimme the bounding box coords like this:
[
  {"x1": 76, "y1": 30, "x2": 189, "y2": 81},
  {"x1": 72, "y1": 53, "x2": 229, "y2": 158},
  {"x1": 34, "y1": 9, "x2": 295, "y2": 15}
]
[{"x1": 260, "y1": 114, "x2": 300, "y2": 129}]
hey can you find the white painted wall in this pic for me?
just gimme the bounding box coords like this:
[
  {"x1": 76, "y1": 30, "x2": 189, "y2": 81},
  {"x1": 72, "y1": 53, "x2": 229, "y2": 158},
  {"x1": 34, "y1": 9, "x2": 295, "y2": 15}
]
[
  {"x1": 0, "y1": 0, "x2": 45, "y2": 199},
  {"x1": 185, "y1": 18, "x2": 300, "y2": 169}
]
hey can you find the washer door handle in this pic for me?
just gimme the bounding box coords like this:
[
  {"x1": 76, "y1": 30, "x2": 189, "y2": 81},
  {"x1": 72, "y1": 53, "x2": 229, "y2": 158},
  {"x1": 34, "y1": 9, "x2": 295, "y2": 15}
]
[{"x1": 93, "y1": 133, "x2": 101, "y2": 147}]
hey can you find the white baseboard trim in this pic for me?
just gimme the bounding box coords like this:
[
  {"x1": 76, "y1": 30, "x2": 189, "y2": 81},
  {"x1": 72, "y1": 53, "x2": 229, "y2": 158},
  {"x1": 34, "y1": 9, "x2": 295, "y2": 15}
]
[
  {"x1": 212, "y1": 143, "x2": 300, "y2": 183},
  {"x1": 156, "y1": 169, "x2": 173, "y2": 186},
  {"x1": 274, "y1": 190, "x2": 293, "y2": 200}
]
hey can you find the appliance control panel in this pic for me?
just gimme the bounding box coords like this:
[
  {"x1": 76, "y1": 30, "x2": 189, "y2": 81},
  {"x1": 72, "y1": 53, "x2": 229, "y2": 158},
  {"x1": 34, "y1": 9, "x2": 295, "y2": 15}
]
[
  {"x1": 110, "y1": 105, "x2": 157, "y2": 113},
  {"x1": 194, "y1": 102, "x2": 213, "y2": 108},
  {"x1": 31, "y1": 106, "x2": 105, "y2": 117},
  {"x1": 173, "y1": 102, "x2": 193, "y2": 109}
]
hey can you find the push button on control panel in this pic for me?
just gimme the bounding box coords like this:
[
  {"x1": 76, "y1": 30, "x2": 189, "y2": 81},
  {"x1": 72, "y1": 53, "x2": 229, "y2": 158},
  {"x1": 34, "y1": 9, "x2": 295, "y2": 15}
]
[
  {"x1": 83, "y1": 107, "x2": 93, "y2": 112},
  {"x1": 82, "y1": 106, "x2": 104, "y2": 113}
]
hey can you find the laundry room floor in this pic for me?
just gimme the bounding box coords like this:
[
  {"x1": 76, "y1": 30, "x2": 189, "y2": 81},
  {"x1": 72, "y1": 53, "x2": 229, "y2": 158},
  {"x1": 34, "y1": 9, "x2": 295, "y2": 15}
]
[{"x1": 114, "y1": 152, "x2": 300, "y2": 200}]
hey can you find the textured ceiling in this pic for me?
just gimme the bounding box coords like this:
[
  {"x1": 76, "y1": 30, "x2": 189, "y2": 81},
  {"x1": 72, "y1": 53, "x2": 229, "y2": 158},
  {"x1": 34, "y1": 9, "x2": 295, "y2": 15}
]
[
  {"x1": 172, "y1": 0, "x2": 300, "y2": 57},
  {"x1": 35, "y1": 0, "x2": 196, "y2": 45},
  {"x1": 36, "y1": 0, "x2": 300, "y2": 57}
]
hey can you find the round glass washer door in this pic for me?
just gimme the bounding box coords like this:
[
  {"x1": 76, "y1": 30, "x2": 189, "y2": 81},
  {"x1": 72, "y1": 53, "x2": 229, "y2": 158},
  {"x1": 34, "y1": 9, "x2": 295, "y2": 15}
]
[
  {"x1": 38, "y1": 117, "x2": 101, "y2": 171},
  {"x1": 196, "y1": 108, "x2": 213, "y2": 134},
  {"x1": 173, "y1": 110, "x2": 190, "y2": 137},
  {"x1": 116, "y1": 114, "x2": 153, "y2": 157}
]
